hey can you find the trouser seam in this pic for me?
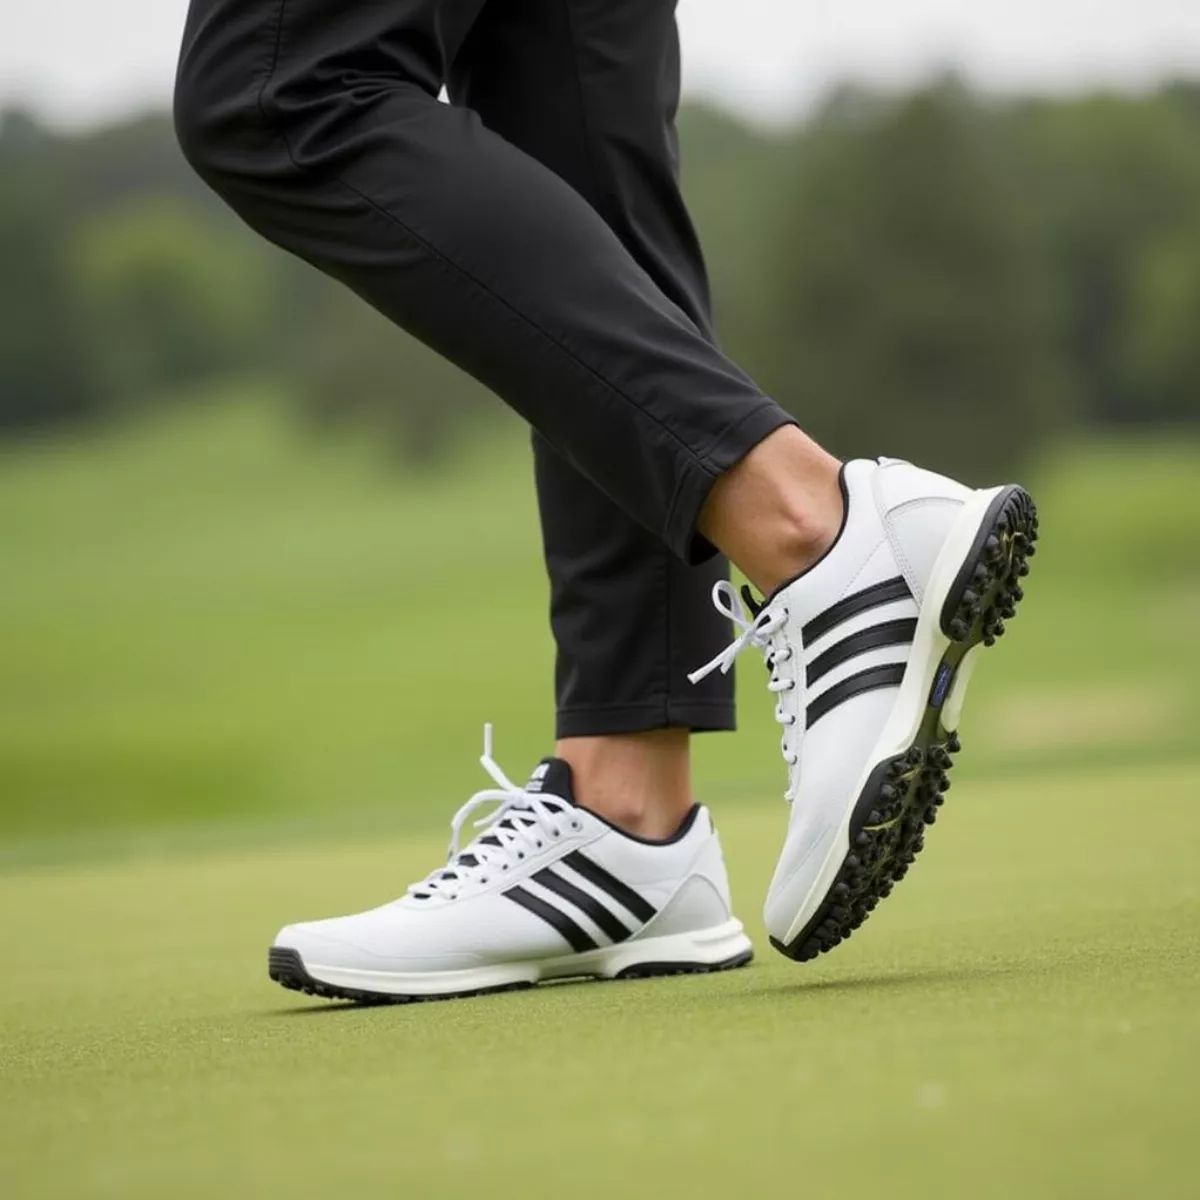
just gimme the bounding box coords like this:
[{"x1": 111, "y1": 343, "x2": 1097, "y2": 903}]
[
  {"x1": 254, "y1": 0, "x2": 289, "y2": 128},
  {"x1": 559, "y1": 0, "x2": 624, "y2": 239}
]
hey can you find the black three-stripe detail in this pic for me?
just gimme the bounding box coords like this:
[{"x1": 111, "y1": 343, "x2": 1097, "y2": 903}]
[
  {"x1": 802, "y1": 577, "x2": 912, "y2": 645},
  {"x1": 531, "y1": 868, "x2": 633, "y2": 943},
  {"x1": 503, "y1": 886, "x2": 597, "y2": 952},
  {"x1": 806, "y1": 618, "x2": 917, "y2": 686},
  {"x1": 561, "y1": 851, "x2": 657, "y2": 923},
  {"x1": 806, "y1": 663, "x2": 906, "y2": 728}
]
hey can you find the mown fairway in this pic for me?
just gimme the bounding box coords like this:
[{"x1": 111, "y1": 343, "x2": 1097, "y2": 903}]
[
  {"x1": 3, "y1": 761, "x2": 1198, "y2": 1198},
  {"x1": 1, "y1": 398, "x2": 1197, "y2": 1197}
]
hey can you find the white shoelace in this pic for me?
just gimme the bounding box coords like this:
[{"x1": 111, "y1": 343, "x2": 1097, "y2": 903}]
[
  {"x1": 689, "y1": 581, "x2": 805, "y2": 800},
  {"x1": 408, "y1": 724, "x2": 583, "y2": 902}
]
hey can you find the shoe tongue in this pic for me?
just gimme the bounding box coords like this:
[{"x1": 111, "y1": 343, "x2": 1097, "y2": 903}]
[
  {"x1": 413, "y1": 757, "x2": 576, "y2": 897},
  {"x1": 523, "y1": 756, "x2": 576, "y2": 805},
  {"x1": 471, "y1": 757, "x2": 576, "y2": 853}
]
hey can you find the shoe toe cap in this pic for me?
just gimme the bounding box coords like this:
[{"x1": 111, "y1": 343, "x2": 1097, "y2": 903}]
[
  {"x1": 272, "y1": 919, "x2": 371, "y2": 970},
  {"x1": 272, "y1": 913, "x2": 486, "y2": 973}
]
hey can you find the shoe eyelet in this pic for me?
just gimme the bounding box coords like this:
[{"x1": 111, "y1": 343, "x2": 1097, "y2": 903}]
[
  {"x1": 551, "y1": 830, "x2": 560, "y2": 838},
  {"x1": 571, "y1": 819, "x2": 583, "y2": 832},
  {"x1": 536, "y1": 841, "x2": 544, "y2": 849},
  {"x1": 518, "y1": 852, "x2": 525, "y2": 859}
]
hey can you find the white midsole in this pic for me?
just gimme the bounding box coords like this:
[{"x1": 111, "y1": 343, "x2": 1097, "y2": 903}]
[
  {"x1": 296, "y1": 918, "x2": 752, "y2": 996},
  {"x1": 780, "y1": 486, "x2": 1004, "y2": 945}
]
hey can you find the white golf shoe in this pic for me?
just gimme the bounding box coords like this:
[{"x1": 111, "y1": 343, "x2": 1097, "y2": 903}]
[
  {"x1": 691, "y1": 457, "x2": 1038, "y2": 962},
  {"x1": 269, "y1": 727, "x2": 753, "y2": 1002}
]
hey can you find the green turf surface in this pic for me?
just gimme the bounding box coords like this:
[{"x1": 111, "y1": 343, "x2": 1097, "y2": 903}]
[
  {"x1": 2, "y1": 396, "x2": 1197, "y2": 1195},
  {"x1": 3, "y1": 760, "x2": 1197, "y2": 1198}
]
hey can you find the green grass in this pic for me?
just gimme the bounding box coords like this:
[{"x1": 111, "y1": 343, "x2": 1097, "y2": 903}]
[
  {"x1": 3, "y1": 760, "x2": 1197, "y2": 1198},
  {"x1": 1, "y1": 393, "x2": 1198, "y2": 1197},
  {"x1": 0, "y1": 392, "x2": 553, "y2": 849},
  {"x1": 1, "y1": 392, "x2": 1197, "y2": 858}
]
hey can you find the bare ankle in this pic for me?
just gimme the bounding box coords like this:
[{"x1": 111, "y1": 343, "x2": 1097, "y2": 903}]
[
  {"x1": 556, "y1": 729, "x2": 692, "y2": 840},
  {"x1": 698, "y1": 426, "x2": 843, "y2": 595},
  {"x1": 769, "y1": 489, "x2": 842, "y2": 591}
]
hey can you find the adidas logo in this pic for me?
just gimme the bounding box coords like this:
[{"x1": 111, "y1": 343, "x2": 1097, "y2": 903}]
[
  {"x1": 503, "y1": 851, "x2": 657, "y2": 953},
  {"x1": 803, "y1": 576, "x2": 919, "y2": 728}
]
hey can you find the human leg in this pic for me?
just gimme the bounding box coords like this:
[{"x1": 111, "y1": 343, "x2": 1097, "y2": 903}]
[
  {"x1": 446, "y1": 0, "x2": 738, "y2": 837},
  {"x1": 174, "y1": 0, "x2": 794, "y2": 567}
]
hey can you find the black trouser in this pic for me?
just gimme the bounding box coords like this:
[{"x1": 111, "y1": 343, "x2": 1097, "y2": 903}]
[{"x1": 175, "y1": 0, "x2": 793, "y2": 737}]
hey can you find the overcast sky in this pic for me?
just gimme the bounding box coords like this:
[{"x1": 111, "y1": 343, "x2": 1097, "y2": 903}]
[{"x1": 4, "y1": 0, "x2": 1200, "y2": 127}]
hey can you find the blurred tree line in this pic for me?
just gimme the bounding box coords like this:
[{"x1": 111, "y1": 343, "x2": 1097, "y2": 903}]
[{"x1": 3, "y1": 78, "x2": 1200, "y2": 478}]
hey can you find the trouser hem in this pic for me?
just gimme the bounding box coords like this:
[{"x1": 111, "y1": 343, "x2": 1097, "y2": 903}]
[
  {"x1": 555, "y1": 700, "x2": 736, "y2": 739},
  {"x1": 666, "y1": 401, "x2": 798, "y2": 564}
]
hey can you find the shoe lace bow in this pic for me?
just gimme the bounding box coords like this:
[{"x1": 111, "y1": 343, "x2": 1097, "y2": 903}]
[{"x1": 408, "y1": 724, "x2": 580, "y2": 901}]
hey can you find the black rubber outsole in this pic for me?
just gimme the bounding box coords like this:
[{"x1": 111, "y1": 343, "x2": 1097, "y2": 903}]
[
  {"x1": 772, "y1": 486, "x2": 1039, "y2": 964},
  {"x1": 268, "y1": 944, "x2": 753, "y2": 1006}
]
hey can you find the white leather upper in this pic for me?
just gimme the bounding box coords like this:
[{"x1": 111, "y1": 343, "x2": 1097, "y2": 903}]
[
  {"x1": 758, "y1": 458, "x2": 975, "y2": 935},
  {"x1": 274, "y1": 804, "x2": 737, "y2": 972}
]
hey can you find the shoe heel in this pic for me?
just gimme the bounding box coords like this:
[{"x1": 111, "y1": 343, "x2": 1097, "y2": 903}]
[{"x1": 940, "y1": 486, "x2": 1039, "y2": 648}]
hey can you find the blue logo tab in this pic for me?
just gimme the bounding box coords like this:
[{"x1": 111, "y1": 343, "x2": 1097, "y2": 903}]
[{"x1": 930, "y1": 662, "x2": 954, "y2": 709}]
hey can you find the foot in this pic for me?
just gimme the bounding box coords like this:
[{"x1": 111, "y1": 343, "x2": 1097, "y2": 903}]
[
  {"x1": 269, "y1": 726, "x2": 753, "y2": 1003},
  {"x1": 691, "y1": 458, "x2": 1038, "y2": 962}
]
